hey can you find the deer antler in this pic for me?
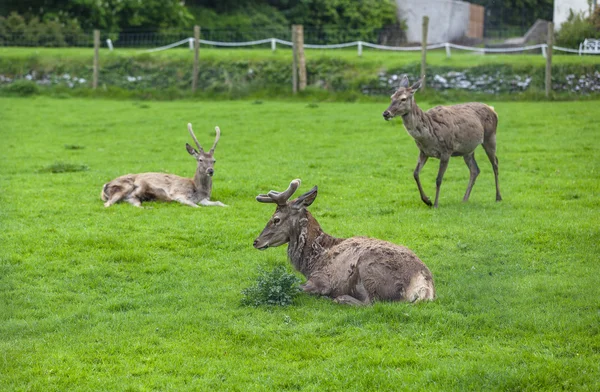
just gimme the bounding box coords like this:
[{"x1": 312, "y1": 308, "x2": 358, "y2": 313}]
[
  {"x1": 209, "y1": 126, "x2": 220, "y2": 154},
  {"x1": 256, "y1": 179, "x2": 301, "y2": 205},
  {"x1": 187, "y1": 123, "x2": 203, "y2": 152}
]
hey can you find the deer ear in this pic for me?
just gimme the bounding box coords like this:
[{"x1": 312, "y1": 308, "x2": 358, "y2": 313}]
[
  {"x1": 410, "y1": 76, "x2": 424, "y2": 92},
  {"x1": 399, "y1": 75, "x2": 409, "y2": 88},
  {"x1": 291, "y1": 186, "x2": 318, "y2": 210},
  {"x1": 186, "y1": 143, "x2": 198, "y2": 156}
]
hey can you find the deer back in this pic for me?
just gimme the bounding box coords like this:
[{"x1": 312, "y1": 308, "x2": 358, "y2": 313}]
[{"x1": 322, "y1": 237, "x2": 435, "y2": 301}]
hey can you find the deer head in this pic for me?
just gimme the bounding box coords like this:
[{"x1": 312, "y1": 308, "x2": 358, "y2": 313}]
[
  {"x1": 253, "y1": 179, "x2": 318, "y2": 250},
  {"x1": 382, "y1": 75, "x2": 424, "y2": 120},
  {"x1": 185, "y1": 123, "x2": 220, "y2": 177}
]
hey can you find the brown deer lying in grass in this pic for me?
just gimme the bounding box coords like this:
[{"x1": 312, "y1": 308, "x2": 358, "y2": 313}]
[
  {"x1": 383, "y1": 75, "x2": 502, "y2": 208},
  {"x1": 101, "y1": 123, "x2": 226, "y2": 208},
  {"x1": 253, "y1": 179, "x2": 435, "y2": 305}
]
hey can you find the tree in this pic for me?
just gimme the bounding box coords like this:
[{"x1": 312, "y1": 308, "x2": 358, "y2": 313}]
[
  {"x1": 279, "y1": 0, "x2": 397, "y2": 29},
  {"x1": 0, "y1": 0, "x2": 194, "y2": 32},
  {"x1": 556, "y1": 8, "x2": 600, "y2": 48},
  {"x1": 469, "y1": 0, "x2": 553, "y2": 31},
  {"x1": 67, "y1": 0, "x2": 194, "y2": 31}
]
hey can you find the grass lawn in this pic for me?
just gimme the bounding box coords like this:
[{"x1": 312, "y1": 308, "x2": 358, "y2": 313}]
[{"x1": 1, "y1": 96, "x2": 599, "y2": 390}]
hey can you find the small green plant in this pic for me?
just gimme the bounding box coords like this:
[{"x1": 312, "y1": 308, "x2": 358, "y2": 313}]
[
  {"x1": 38, "y1": 162, "x2": 89, "y2": 173},
  {"x1": 241, "y1": 266, "x2": 301, "y2": 307}
]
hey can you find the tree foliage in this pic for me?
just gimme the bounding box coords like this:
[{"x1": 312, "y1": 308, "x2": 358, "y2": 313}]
[
  {"x1": 469, "y1": 0, "x2": 553, "y2": 29},
  {"x1": 0, "y1": 11, "x2": 87, "y2": 46},
  {"x1": 67, "y1": 0, "x2": 194, "y2": 32},
  {"x1": 189, "y1": 3, "x2": 288, "y2": 31},
  {"x1": 2, "y1": 0, "x2": 397, "y2": 34},
  {"x1": 556, "y1": 8, "x2": 600, "y2": 48},
  {"x1": 277, "y1": 0, "x2": 397, "y2": 30},
  {"x1": 0, "y1": 0, "x2": 193, "y2": 32}
]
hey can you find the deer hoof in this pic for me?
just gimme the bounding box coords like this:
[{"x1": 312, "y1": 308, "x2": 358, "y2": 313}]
[{"x1": 422, "y1": 198, "x2": 433, "y2": 207}]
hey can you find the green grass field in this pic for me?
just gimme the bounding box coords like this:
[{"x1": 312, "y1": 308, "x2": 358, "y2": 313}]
[{"x1": 1, "y1": 96, "x2": 599, "y2": 390}]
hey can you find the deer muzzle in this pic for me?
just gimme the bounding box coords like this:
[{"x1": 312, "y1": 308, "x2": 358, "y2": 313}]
[
  {"x1": 382, "y1": 110, "x2": 393, "y2": 121},
  {"x1": 253, "y1": 238, "x2": 269, "y2": 250}
]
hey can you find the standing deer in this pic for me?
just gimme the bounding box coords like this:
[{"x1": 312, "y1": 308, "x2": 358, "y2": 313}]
[
  {"x1": 382, "y1": 75, "x2": 502, "y2": 208},
  {"x1": 253, "y1": 179, "x2": 435, "y2": 305},
  {"x1": 101, "y1": 123, "x2": 227, "y2": 208}
]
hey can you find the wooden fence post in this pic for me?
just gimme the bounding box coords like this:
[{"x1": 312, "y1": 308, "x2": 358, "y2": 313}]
[
  {"x1": 292, "y1": 25, "x2": 298, "y2": 93},
  {"x1": 421, "y1": 16, "x2": 429, "y2": 91},
  {"x1": 295, "y1": 25, "x2": 306, "y2": 91},
  {"x1": 192, "y1": 25, "x2": 200, "y2": 92},
  {"x1": 545, "y1": 22, "x2": 553, "y2": 98},
  {"x1": 92, "y1": 29, "x2": 99, "y2": 89}
]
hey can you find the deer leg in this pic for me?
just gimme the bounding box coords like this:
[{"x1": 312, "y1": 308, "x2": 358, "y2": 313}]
[
  {"x1": 103, "y1": 189, "x2": 129, "y2": 207},
  {"x1": 333, "y1": 295, "x2": 371, "y2": 306},
  {"x1": 124, "y1": 185, "x2": 149, "y2": 208},
  {"x1": 199, "y1": 198, "x2": 228, "y2": 207},
  {"x1": 433, "y1": 155, "x2": 450, "y2": 208},
  {"x1": 125, "y1": 196, "x2": 142, "y2": 207},
  {"x1": 176, "y1": 198, "x2": 200, "y2": 207},
  {"x1": 301, "y1": 277, "x2": 331, "y2": 296},
  {"x1": 462, "y1": 152, "x2": 480, "y2": 202},
  {"x1": 483, "y1": 136, "x2": 502, "y2": 201},
  {"x1": 414, "y1": 150, "x2": 432, "y2": 206}
]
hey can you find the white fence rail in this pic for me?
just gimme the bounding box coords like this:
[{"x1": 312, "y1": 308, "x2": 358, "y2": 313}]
[{"x1": 129, "y1": 37, "x2": 600, "y2": 57}]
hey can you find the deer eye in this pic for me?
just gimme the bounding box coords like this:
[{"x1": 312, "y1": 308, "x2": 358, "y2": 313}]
[
  {"x1": 273, "y1": 217, "x2": 281, "y2": 225},
  {"x1": 400, "y1": 97, "x2": 407, "y2": 102}
]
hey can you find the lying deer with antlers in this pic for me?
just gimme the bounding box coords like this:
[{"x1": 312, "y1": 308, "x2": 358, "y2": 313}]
[
  {"x1": 253, "y1": 179, "x2": 435, "y2": 305},
  {"x1": 383, "y1": 75, "x2": 502, "y2": 208},
  {"x1": 101, "y1": 123, "x2": 226, "y2": 208}
]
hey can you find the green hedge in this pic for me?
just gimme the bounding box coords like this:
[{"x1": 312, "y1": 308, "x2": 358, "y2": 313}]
[{"x1": 1, "y1": 52, "x2": 599, "y2": 100}]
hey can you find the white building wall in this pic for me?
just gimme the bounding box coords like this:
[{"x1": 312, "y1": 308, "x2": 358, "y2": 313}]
[
  {"x1": 554, "y1": 0, "x2": 597, "y2": 30},
  {"x1": 396, "y1": 0, "x2": 471, "y2": 43}
]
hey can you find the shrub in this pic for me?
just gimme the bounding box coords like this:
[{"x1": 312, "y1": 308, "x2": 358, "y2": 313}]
[
  {"x1": 241, "y1": 266, "x2": 302, "y2": 307},
  {"x1": 556, "y1": 9, "x2": 600, "y2": 48},
  {"x1": 3, "y1": 80, "x2": 40, "y2": 96}
]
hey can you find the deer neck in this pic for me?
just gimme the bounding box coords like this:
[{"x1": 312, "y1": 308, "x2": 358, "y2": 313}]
[
  {"x1": 287, "y1": 211, "x2": 344, "y2": 277},
  {"x1": 401, "y1": 100, "x2": 429, "y2": 138},
  {"x1": 193, "y1": 170, "x2": 212, "y2": 198}
]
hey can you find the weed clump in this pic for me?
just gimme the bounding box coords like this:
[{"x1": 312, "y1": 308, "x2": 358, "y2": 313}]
[
  {"x1": 38, "y1": 162, "x2": 89, "y2": 173},
  {"x1": 241, "y1": 266, "x2": 301, "y2": 307},
  {"x1": 64, "y1": 144, "x2": 85, "y2": 150}
]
